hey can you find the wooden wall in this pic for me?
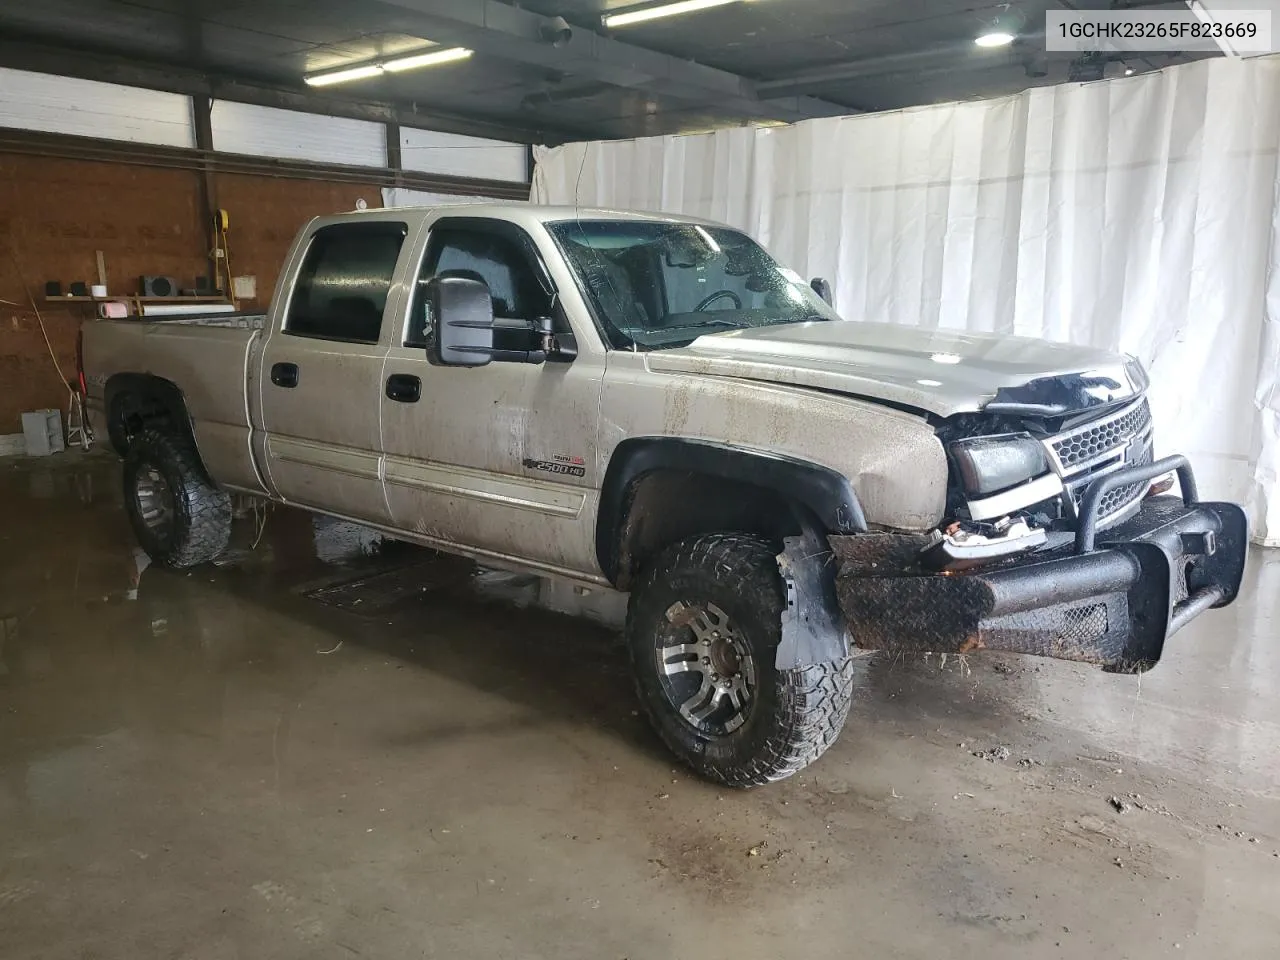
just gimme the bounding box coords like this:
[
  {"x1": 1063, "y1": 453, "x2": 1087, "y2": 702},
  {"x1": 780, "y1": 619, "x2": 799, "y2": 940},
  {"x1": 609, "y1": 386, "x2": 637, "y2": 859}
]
[{"x1": 0, "y1": 152, "x2": 380, "y2": 434}]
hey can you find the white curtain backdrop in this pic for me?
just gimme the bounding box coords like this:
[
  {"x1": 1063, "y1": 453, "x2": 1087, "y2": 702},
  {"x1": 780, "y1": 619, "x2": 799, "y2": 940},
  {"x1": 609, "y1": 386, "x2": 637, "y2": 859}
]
[{"x1": 533, "y1": 56, "x2": 1280, "y2": 545}]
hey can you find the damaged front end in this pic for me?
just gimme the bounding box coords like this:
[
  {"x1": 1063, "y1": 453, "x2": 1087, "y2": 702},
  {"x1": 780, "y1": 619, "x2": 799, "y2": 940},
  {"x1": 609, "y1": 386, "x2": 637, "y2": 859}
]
[{"x1": 830, "y1": 456, "x2": 1247, "y2": 673}]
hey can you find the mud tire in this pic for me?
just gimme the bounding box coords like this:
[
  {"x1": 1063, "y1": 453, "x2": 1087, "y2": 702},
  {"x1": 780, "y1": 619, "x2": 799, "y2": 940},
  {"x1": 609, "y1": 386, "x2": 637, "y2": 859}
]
[
  {"x1": 626, "y1": 532, "x2": 855, "y2": 786},
  {"x1": 123, "y1": 429, "x2": 231, "y2": 569}
]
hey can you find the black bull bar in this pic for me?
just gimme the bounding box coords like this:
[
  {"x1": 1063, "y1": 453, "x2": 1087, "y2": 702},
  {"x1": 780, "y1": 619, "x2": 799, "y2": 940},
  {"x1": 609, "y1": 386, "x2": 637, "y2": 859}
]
[{"x1": 832, "y1": 456, "x2": 1248, "y2": 674}]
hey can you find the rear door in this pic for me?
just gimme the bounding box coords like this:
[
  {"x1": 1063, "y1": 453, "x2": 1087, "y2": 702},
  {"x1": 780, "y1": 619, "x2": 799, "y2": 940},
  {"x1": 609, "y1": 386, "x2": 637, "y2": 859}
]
[
  {"x1": 256, "y1": 218, "x2": 413, "y2": 524},
  {"x1": 379, "y1": 216, "x2": 606, "y2": 578}
]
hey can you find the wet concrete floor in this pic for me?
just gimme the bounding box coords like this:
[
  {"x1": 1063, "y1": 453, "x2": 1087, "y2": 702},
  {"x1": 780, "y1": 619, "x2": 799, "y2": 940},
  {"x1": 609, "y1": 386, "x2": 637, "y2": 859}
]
[{"x1": 1, "y1": 451, "x2": 1277, "y2": 959}]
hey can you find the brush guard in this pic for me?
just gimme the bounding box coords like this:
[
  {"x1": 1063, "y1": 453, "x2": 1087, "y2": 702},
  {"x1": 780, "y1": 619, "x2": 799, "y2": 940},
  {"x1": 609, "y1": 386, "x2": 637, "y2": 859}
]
[{"x1": 833, "y1": 456, "x2": 1248, "y2": 673}]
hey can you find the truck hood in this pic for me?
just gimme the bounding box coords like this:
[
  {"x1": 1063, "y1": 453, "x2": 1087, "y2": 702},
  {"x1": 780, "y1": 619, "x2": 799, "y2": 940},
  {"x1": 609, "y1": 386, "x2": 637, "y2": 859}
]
[{"x1": 645, "y1": 320, "x2": 1144, "y2": 418}]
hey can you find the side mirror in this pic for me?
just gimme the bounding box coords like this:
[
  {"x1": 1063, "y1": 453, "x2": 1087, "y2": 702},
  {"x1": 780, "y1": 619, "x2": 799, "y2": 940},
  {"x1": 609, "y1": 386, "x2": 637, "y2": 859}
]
[
  {"x1": 425, "y1": 272, "x2": 555, "y2": 366},
  {"x1": 810, "y1": 277, "x2": 833, "y2": 306},
  {"x1": 426, "y1": 274, "x2": 494, "y2": 367}
]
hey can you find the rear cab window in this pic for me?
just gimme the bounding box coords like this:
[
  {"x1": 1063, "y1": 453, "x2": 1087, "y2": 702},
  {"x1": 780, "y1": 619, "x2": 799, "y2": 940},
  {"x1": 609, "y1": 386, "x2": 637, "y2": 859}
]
[{"x1": 285, "y1": 221, "x2": 409, "y2": 343}]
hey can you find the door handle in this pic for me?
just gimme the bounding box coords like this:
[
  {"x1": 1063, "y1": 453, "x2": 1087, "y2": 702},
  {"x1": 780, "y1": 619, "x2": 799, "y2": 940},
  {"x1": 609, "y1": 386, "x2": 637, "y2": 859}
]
[
  {"x1": 385, "y1": 373, "x2": 421, "y2": 403},
  {"x1": 270, "y1": 362, "x2": 299, "y2": 388}
]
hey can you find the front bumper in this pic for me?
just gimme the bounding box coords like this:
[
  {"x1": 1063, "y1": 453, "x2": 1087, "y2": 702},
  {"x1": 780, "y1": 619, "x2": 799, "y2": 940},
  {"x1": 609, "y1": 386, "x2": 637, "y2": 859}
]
[{"x1": 832, "y1": 456, "x2": 1248, "y2": 673}]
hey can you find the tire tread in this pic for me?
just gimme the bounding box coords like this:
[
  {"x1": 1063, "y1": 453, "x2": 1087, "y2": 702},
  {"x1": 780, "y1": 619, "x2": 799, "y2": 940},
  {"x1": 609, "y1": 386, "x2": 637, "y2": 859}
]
[{"x1": 626, "y1": 532, "x2": 854, "y2": 787}]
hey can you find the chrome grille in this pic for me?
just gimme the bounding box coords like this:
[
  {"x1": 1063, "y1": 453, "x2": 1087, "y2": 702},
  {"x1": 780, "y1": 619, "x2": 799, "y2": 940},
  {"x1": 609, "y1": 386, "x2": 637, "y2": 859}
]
[
  {"x1": 1051, "y1": 399, "x2": 1152, "y2": 470},
  {"x1": 1068, "y1": 440, "x2": 1153, "y2": 520},
  {"x1": 1045, "y1": 398, "x2": 1155, "y2": 528}
]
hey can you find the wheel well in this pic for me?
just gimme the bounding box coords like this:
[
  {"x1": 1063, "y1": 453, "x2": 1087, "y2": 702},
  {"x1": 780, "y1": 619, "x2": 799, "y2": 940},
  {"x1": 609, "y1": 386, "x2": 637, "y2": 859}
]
[
  {"x1": 613, "y1": 470, "x2": 805, "y2": 590},
  {"x1": 104, "y1": 374, "x2": 196, "y2": 456}
]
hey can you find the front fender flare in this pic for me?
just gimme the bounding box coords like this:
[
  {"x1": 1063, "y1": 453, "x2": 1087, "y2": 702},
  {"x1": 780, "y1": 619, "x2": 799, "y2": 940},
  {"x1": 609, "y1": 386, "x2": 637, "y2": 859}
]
[{"x1": 595, "y1": 437, "x2": 867, "y2": 584}]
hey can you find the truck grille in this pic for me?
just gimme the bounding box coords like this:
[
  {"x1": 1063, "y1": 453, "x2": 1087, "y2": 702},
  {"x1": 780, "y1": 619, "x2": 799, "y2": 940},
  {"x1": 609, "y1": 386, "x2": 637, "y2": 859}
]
[
  {"x1": 1051, "y1": 399, "x2": 1152, "y2": 470},
  {"x1": 1046, "y1": 398, "x2": 1154, "y2": 529}
]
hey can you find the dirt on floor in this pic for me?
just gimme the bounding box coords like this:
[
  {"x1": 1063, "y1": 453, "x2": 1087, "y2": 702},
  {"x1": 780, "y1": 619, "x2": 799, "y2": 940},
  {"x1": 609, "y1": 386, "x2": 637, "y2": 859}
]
[{"x1": 1, "y1": 451, "x2": 1277, "y2": 959}]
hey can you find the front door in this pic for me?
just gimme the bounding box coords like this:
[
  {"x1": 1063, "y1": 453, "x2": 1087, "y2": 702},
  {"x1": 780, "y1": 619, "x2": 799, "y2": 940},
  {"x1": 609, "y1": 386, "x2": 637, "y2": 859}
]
[
  {"x1": 257, "y1": 218, "x2": 412, "y2": 524},
  {"x1": 379, "y1": 217, "x2": 605, "y2": 579}
]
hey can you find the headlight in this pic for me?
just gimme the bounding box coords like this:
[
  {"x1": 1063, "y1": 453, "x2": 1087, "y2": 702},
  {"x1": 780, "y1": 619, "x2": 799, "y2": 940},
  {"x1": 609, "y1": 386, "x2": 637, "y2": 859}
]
[{"x1": 949, "y1": 433, "x2": 1052, "y2": 497}]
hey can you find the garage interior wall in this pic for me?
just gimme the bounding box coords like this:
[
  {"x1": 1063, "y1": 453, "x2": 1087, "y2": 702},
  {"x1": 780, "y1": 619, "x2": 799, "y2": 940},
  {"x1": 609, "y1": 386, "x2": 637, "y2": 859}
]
[
  {"x1": 533, "y1": 55, "x2": 1280, "y2": 546},
  {"x1": 0, "y1": 67, "x2": 528, "y2": 440}
]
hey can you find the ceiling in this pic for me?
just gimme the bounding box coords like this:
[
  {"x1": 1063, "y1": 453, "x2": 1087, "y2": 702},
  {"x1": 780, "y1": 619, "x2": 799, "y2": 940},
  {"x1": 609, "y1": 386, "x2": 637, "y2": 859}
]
[{"x1": 0, "y1": 0, "x2": 1212, "y2": 144}]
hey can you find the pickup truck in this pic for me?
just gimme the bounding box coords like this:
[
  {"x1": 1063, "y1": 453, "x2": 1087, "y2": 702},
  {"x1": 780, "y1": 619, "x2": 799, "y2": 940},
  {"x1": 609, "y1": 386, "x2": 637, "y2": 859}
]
[{"x1": 81, "y1": 204, "x2": 1248, "y2": 786}]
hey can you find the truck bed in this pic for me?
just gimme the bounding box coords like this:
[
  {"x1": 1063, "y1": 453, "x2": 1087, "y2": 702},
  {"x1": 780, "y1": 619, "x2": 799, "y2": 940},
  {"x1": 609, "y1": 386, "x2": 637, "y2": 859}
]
[{"x1": 82, "y1": 316, "x2": 268, "y2": 494}]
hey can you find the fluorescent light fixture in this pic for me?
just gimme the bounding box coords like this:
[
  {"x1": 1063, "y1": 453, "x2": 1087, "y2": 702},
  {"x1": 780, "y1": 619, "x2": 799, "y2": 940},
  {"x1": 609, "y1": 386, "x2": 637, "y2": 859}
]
[
  {"x1": 930, "y1": 353, "x2": 962, "y2": 364},
  {"x1": 305, "y1": 47, "x2": 472, "y2": 87},
  {"x1": 974, "y1": 31, "x2": 1015, "y2": 47},
  {"x1": 604, "y1": 0, "x2": 742, "y2": 29},
  {"x1": 383, "y1": 47, "x2": 473, "y2": 72},
  {"x1": 305, "y1": 64, "x2": 385, "y2": 87}
]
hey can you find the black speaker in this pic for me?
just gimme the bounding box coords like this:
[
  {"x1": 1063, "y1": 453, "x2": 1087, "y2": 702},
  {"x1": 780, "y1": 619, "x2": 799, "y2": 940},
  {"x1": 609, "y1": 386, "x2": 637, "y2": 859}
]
[{"x1": 140, "y1": 275, "x2": 179, "y2": 297}]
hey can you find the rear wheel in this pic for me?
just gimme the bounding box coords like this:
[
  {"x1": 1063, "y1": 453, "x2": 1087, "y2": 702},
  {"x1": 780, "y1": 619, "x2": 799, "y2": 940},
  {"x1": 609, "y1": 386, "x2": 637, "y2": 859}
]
[
  {"x1": 123, "y1": 429, "x2": 231, "y2": 569},
  {"x1": 625, "y1": 533, "x2": 855, "y2": 786}
]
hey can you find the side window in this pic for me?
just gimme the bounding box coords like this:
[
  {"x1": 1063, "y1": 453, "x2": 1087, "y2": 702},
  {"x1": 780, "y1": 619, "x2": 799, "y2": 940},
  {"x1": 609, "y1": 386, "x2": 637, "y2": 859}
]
[
  {"x1": 285, "y1": 221, "x2": 408, "y2": 343},
  {"x1": 407, "y1": 226, "x2": 552, "y2": 347}
]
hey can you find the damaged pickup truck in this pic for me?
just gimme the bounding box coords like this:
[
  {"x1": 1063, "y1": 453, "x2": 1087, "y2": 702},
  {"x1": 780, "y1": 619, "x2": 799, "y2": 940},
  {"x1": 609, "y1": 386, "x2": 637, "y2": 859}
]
[{"x1": 81, "y1": 205, "x2": 1248, "y2": 786}]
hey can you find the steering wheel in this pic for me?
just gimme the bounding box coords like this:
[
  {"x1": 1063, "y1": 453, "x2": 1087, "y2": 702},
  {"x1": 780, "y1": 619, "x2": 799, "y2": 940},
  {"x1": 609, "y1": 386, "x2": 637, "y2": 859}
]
[{"x1": 694, "y1": 289, "x2": 742, "y2": 312}]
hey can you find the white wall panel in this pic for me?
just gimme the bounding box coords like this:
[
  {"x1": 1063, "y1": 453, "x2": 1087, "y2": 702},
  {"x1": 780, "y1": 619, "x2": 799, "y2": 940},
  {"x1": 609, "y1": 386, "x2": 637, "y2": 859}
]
[
  {"x1": 0, "y1": 67, "x2": 194, "y2": 147},
  {"x1": 381, "y1": 187, "x2": 523, "y2": 207},
  {"x1": 211, "y1": 101, "x2": 386, "y2": 168},
  {"x1": 400, "y1": 128, "x2": 527, "y2": 182}
]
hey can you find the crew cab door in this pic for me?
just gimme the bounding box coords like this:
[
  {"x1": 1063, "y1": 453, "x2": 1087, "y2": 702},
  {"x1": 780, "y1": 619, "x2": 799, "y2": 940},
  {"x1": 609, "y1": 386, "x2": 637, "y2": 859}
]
[
  {"x1": 379, "y1": 216, "x2": 605, "y2": 578},
  {"x1": 256, "y1": 218, "x2": 413, "y2": 523}
]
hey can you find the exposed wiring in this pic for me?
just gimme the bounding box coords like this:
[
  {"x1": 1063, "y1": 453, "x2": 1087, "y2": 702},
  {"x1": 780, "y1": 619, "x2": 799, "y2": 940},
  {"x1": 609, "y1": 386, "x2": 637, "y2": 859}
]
[
  {"x1": 4, "y1": 242, "x2": 71, "y2": 388},
  {"x1": 250, "y1": 498, "x2": 270, "y2": 550}
]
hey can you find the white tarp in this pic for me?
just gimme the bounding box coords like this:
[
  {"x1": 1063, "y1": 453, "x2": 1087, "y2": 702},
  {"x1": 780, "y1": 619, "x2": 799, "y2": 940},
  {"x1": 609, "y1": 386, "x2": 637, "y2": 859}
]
[{"x1": 533, "y1": 56, "x2": 1280, "y2": 545}]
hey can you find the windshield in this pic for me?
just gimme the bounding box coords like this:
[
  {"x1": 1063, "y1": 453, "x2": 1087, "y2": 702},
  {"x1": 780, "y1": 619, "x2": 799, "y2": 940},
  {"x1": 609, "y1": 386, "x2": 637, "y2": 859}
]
[{"x1": 546, "y1": 220, "x2": 839, "y2": 350}]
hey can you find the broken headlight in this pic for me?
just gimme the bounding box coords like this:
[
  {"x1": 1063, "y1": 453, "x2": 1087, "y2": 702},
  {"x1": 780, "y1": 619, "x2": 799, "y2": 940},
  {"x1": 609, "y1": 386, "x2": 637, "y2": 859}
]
[{"x1": 949, "y1": 433, "x2": 1052, "y2": 497}]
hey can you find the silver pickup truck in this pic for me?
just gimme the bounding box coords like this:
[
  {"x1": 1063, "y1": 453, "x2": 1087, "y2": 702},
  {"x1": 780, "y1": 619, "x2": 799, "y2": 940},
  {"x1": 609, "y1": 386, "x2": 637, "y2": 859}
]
[{"x1": 81, "y1": 204, "x2": 1248, "y2": 786}]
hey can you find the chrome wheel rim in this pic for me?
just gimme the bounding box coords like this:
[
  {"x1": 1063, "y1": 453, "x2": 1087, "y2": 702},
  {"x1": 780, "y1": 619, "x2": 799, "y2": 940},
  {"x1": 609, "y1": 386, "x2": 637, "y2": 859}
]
[
  {"x1": 655, "y1": 600, "x2": 757, "y2": 737},
  {"x1": 134, "y1": 464, "x2": 175, "y2": 540}
]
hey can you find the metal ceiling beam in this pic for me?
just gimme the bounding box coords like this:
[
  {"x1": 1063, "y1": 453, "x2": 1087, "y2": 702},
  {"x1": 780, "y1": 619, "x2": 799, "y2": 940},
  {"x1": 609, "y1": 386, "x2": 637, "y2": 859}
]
[
  {"x1": 0, "y1": 37, "x2": 597, "y2": 144},
  {"x1": 371, "y1": 0, "x2": 850, "y2": 123},
  {"x1": 757, "y1": 44, "x2": 1008, "y2": 98}
]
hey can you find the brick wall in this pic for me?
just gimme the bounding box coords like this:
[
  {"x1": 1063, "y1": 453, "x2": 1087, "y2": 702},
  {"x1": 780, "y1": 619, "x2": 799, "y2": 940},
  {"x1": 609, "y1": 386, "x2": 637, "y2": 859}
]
[{"x1": 0, "y1": 152, "x2": 380, "y2": 434}]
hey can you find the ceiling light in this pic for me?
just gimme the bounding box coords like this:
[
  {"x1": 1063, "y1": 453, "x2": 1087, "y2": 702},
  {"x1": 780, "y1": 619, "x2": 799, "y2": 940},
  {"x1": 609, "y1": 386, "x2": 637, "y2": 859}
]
[
  {"x1": 974, "y1": 31, "x2": 1016, "y2": 48},
  {"x1": 382, "y1": 47, "x2": 473, "y2": 72},
  {"x1": 930, "y1": 353, "x2": 962, "y2": 364},
  {"x1": 1125, "y1": 66, "x2": 1135, "y2": 76},
  {"x1": 304, "y1": 47, "x2": 472, "y2": 87},
  {"x1": 604, "y1": 0, "x2": 743, "y2": 29},
  {"x1": 305, "y1": 64, "x2": 385, "y2": 87}
]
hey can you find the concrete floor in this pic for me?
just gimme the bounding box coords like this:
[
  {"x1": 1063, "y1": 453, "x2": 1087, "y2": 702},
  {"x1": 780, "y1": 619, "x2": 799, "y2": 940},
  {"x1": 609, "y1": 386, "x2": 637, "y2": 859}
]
[{"x1": 1, "y1": 451, "x2": 1277, "y2": 960}]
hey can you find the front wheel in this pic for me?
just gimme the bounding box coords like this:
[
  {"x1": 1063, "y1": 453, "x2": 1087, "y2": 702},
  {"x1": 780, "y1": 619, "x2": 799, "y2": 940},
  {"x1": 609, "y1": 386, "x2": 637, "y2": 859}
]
[
  {"x1": 123, "y1": 429, "x2": 231, "y2": 569},
  {"x1": 625, "y1": 533, "x2": 854, "y2": 787}
]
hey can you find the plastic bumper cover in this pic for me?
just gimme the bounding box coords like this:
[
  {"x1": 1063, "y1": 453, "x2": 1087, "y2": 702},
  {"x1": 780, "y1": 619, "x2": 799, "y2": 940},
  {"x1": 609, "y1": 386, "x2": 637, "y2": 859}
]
[{"x1": 832, "y1": 456, "x2": 1248, "y2": 673}]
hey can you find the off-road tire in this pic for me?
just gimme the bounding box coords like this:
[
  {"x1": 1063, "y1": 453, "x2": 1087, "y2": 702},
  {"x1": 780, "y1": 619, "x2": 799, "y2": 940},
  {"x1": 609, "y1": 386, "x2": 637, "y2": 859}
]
[
  {"x1": 626, "y1": 533, "x2": 855, "y2": 786},
  {"x1": 123, "y1": 429, "x2": 231, "y2": 569}
]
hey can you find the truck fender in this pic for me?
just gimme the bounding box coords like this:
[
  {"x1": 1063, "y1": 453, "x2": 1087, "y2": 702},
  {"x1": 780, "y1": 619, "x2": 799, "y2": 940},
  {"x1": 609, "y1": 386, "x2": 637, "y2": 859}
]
[
  {"x1": 595, "y1": 437, "x2": 868, "y2": 585},
  {"x1": 103, "y1": 373, "x2": 197, "y2": 456}
]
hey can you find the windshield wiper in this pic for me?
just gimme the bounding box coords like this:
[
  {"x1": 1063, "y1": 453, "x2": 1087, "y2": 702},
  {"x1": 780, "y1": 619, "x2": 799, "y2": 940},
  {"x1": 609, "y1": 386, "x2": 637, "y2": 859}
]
[{"x1": 681, "y1": 318, "x2": 741, "y2": 330}]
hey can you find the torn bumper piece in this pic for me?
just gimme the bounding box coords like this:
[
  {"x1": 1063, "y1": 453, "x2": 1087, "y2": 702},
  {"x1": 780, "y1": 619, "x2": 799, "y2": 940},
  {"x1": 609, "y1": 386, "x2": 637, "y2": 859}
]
[{"x1": 831, "y1": 456, "x2": 1248, "y2": 674}]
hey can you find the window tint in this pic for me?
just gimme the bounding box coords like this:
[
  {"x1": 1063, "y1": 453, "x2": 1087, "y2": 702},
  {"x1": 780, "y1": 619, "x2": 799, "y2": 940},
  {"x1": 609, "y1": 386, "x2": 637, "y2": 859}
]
[
  {"x1": 285, "y1": 221, "x2": 407, "y2": 343},
  {"x1": 407, "y1": 226, "x2": 551, "y2": 347}
]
